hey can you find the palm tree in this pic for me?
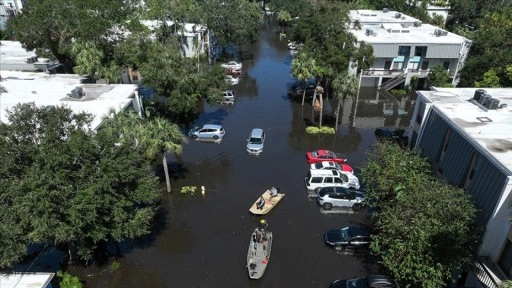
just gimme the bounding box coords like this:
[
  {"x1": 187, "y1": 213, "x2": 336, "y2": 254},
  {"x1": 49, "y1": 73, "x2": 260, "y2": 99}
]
[
  {"x1": 331, "y1": 73, "x2": 359, "y2": 131},
  {"x1": 277, "y1": 10, "x2": 292, "y2": 35},
  {"x1": 291, "y1": 51, "x2": 316, "y2": 106},
  {"x1": 71, "y1": 41, "x2": 103, "y2": 79},
  {"x1": 141, "y1": 117, "x2": 186, "y2": 193}
]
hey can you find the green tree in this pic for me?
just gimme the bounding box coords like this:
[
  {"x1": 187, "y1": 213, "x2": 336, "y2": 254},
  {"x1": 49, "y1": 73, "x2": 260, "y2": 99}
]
[
  {"x1": 277, "y1": 10, "x2": 292, "y2": 35},
  {"x1": 6, "y1": 0, "x2": 134, "y2": 72},
  {"x1": 427, "y1": 64, "x2": 452, "y2": 88},
  {"x1": 291, "y1": 51, "x2": 316, "y2": 106},
  {"x1": 360, "y1": 141, "x2": 477, "y2": 287},
  {"x1": 331, "y1": 73, "x2": 359, "y2": 131},
  {"x1": 474, "y1": 68, "x2": 501, "y2": 88},
  {"x1": 56, "y1": 271, "x2": 84, "y2": 288},
  {"x1": 0, "y1": 104, "x2": 159, "y2": 266},
  {"x1": 459, "y1": 8, "x2": 512, "y2": 87},
  {"x1": 71, "y1": 41, "x2": 103, "y2": 79}
]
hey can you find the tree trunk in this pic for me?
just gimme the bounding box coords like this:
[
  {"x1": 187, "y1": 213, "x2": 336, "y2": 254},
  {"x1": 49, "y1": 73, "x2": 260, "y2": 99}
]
[
  {"x1": 301, "y1": 89, "x2": 306, "y2": 106},
  {"x1": 335, "y1": 98, "x2": 342, "y2": 131},
  {"x1": 319, "y1": 94, "x2": 323, "y2": 127},
  {"x1": 311, "y1": 91, "x2": 317, "y2": 124},
  {"x1": 162, "y1": 153, "x2": 171, "y2": 193}
]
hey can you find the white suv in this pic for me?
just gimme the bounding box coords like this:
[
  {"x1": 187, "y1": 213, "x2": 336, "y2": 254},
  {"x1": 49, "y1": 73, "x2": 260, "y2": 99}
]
[
  {"x1": 304, "y1": 170, "x2": 353, "y2": 191},
  {"x1": 316, "y1": 186, "x2": 365, "y2": 211}
]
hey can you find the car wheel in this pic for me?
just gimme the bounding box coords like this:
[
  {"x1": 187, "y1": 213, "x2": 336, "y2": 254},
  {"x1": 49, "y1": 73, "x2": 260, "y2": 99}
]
[
  {"x1": 213, "y1": 135, "x2": 219, "y2": 140},
  {"x1": 352, "y1": 204, "x2": 362, "y2": 211},
  {"x1": 323, "y1": 203, "x2": 333, "y2": 210},
  {"x1": 191, "y1": 135, "x2": 198, "y2": 139}
]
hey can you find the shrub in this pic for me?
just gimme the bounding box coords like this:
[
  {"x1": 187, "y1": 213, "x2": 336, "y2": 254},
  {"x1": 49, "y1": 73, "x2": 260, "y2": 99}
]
[{"x1": 306, "y1": 126, "x2": 335, "y2": 134}]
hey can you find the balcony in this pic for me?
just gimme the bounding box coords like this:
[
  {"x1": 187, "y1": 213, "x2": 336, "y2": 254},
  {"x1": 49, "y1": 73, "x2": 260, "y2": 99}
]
[{"x1": 470, "y1": 256, "x2": 508, "y2": 288}]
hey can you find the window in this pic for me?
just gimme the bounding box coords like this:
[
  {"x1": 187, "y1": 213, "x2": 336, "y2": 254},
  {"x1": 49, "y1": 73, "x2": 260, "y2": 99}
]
[
  {"x1": 436, "y1": 129, "x2": 451, "y2": 163},
  {"x1": 311, "y1": 177, "x2": 323, "y2": 183},
  {"x1": 324, "y1": 177, "x2": 333, "y2": 184},
  {"x1": 334, "y1": 177, "x2": 343, "y2": 184},
  {"x1": 398, "y1": 46, "x2": 411, "y2": 57},
  {"x1": 414, "y1": 46, "x2": 427, "y2": 57},
  {"x1": 461, "y1": 153, "x2": 481, "y2": 190},
  {"x1": 421, "y1": 61, "x2": 429, "y2": 70},
  {"x1": 443, "y1": 61, "x2": 450, "y2": 70}
]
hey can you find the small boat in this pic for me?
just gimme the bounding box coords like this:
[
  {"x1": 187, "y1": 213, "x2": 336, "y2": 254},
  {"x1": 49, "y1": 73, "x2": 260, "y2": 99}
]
[
  {"x1": 247, "y1": 224, "x2": 272, "y2": 279},
  {"x1": 249, "y1": 188, "x2": 285, "y2": 215}
]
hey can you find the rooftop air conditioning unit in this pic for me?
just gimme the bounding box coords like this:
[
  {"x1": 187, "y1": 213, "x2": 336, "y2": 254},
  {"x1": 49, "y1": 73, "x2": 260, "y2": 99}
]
[
  {"x1": 485, "y1": 98, "x2": 500, "y2": 109},
  {"x1": 365, "y1": 28, "x2": 374, "y2": 36},
  {"x1": 70, "y1": 86, "x2": 84, "y2": 99},
  {"x1": 395, "y1": 13, "x2": 401, "y2": 18},
  {"x1": 439, "y1": 30, "x2": 448, "y2": 36},
  {"x1": 383, "y1": 8, "x2": 389, "y2": 13},
  {"x1": 479, "y1": 93, "x2": 492, "y2": 105},
  {"x1": 473, "y1": 89, "x2": 486, "y2": 102},
  {"x1": 413, "y1": 21, "x2": 422, "y2": 27},
  {"x1": 434, "y1": 29, "x2": 442, "y2": 36}
]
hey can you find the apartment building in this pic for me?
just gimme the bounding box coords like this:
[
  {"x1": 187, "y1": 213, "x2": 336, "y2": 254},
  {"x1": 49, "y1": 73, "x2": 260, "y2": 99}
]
[
  {"x1": 348, "y1": 9, "x2": 471, "y2": 91},
  {"x1": 409, "y1": 87, "x2": 512, "y2": 287}
]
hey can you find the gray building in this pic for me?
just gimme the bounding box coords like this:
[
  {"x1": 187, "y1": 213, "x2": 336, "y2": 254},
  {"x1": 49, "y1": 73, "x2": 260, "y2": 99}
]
[
  {"x1": 348, "y1": 9, "x2": 471, "y2": 90},
  {"x1": 409, "y1": 87, "x2": 512, "y2": 287}
]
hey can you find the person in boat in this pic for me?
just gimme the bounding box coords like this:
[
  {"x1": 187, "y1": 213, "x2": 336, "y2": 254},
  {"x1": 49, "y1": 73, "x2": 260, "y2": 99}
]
[
  {"x1": 269, "y1": 187, "x2": 279, "y2": 198},
  {"x1": 256, "y1": 196, "x2": 265, "y2": 210}
]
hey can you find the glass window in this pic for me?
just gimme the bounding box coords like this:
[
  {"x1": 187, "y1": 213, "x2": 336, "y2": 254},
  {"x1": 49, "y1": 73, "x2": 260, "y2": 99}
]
[
  {"x1": 311, "y1": 177, "x2": 323, "y2": 184},
  {"x1": 334, "y1": 177, "x2": 343, "y2": 184},
  {"x1": 324, "y1": 177, "x2": 333, "y2": 184},
  {"x1": 398, "y1": 46, "x2": 411, "y2": 57}
]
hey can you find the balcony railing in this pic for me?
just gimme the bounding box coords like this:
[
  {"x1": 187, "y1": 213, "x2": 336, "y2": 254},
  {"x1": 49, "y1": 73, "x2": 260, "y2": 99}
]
[{"x1": 470, "y1": 256, "x2": 507, "y2": 288}]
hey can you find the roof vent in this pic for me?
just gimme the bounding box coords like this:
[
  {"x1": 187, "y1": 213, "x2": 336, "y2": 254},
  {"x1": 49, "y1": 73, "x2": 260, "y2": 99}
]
[
  {"x1": 434, "y1": 29, "x2": 448, "y2": 36},
  {"x1": 383, "y1": 8, "x2": 389, "y2": 13},
  {"x1": 365, "y1": 28, "x2": 374, "y2": 36},
  {"x1": 395, "y1": 13, "x2": 401, "y2": 18},
  {"x1": 479, "y1": 93, "x2": 492, "y2": 105},
  {"x1": 69, "y1": 86, "x2": 85, "y2": 99},
  {"x1": 413, "y1": 21, "x2": 422, "y2": 27}
]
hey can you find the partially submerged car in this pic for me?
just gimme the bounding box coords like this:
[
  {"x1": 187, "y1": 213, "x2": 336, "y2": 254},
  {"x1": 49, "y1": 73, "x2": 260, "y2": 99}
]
[
  {"x1": 329, "y1": 275, "x2": 399, "y2": 288},
  {"x1": 188, "y1": 124, "x2": 225, "y2": 143},
  {"x1": 246, "y1": 128, "x2": 265, "y2": 155},
  {"x1": 324, "y1": 225, "x2": 371, "y2": 253},
  {"x1": 310, "y1": 162, "x2": 359, "y2": 189},
  {"x1": 306, "y1": 150, "x2": 347, "y2": 164},
  {"x1": 221, "y1": 61, "x2": 242, "y2": 70},
  {"x1": 316, "y1": 186, "x2": 365, "y2": 210}
]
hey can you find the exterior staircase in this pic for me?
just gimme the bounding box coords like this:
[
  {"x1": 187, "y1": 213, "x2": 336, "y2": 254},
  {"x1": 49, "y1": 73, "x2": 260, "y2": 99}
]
[{"x1": 378, "y1": 70, "x2": 407, "y2": 91}]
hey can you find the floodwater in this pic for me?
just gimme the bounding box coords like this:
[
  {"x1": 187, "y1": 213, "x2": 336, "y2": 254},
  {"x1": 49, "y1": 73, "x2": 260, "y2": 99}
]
[{"x1": 71, "y1": 18, "x2": 415, "y2": 287}]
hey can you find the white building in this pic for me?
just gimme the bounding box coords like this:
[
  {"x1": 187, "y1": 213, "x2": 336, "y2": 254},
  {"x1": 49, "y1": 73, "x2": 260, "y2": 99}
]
[
  {"x1": 0, "y1": 272, "x2": 54, "y2": 288},
  {"x1": 0, "y1": 0, "x2": 24, "y2": 30},
  {"x1": 348, "y1": 9, "x2": 471, "y2": 90},
  {"x1": 0, "y1": 71, "x2": 143, "y2": 131},
  {"x1": 409, "y1": 87, "x2": 512, "y2": 287}
]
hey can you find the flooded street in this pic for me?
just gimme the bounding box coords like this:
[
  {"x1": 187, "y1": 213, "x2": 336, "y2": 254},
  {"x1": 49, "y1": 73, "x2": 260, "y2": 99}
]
[{"x1": 73, "y1": 18, "x2": 415, "y2": 287}]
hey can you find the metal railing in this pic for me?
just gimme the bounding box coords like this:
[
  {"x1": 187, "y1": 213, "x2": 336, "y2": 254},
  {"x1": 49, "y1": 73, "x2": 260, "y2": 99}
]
[{"x1": 470, "y1": 256, "x2": 503, "y2": 288}]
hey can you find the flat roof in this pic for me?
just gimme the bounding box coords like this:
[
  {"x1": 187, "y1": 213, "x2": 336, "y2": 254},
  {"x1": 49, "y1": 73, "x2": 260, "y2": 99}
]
[
  {"x1": 0, "y1": 40, "x2": 38, "y2": 71},
  {"x1": 0, "y1": 272, "x2": 54, "y2": 288},
  {"x1": 418, "y1": 88, "x2": 512, "y2": 170},
  {"x1": 0, "y1": 71, "x2": 138, "y2": 131},
  {"x1": 348, "y1": 10, "x2": 469, "y2": 45}
]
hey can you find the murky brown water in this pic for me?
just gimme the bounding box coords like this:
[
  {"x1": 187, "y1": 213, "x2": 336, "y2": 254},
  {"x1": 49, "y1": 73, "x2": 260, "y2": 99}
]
[{"x1": 70, "y1": 18, "x2": 415, "y2": 288}]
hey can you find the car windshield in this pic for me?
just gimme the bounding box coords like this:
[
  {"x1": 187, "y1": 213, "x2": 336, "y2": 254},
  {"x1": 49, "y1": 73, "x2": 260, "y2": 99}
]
[
  {"x1": 333, "y1": 162, "x2": 341, "y2": 170},
  {"x1": 249, "y1": 137, "x2": 262, "y2": 144},
  {"x1": 340, "y1": 227, "x2": 350, "y2": 241},
  {"x1": 346, "y1": 278, "x2": 367, "y2": 288}
]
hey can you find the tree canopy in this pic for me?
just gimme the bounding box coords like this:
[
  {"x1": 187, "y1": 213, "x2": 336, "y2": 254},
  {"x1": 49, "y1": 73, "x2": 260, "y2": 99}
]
[
  {"x1": 0, "y1": 104, "x2": 159, "y2": 266},
  {"x1": 360, "y1": 141, "x2": 477, "y2": 287}
]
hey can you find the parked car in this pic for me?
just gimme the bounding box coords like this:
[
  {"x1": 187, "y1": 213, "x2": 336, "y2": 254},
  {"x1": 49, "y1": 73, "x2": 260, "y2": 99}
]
[
  {"x1": 324, "y1": 225, "x2": 371, "y2": 254},
  {"x1": 246, "y1": 128, "x2": 265, "y2": 155},
  {"x1": 221, "y1": 61, "x2": 242, "y2": 70},
  {"x1": 225, "y1": 74, "x2": 239, "y2": 85},
  {"x1": 329, "y1": 275, "x2": 399, "y2": 288},
  {"x1": 305, "y1": 170, "x2": 354, "y2": 191},
  {"x1": 316, "y1": 186, "x2": 364, "y2": 211},
  {"x1": 222, "y1": 90, "x2": 235, "y2": 102},
  {"x1": 188, "y1": 124, "x2": 225, "y2": 142},
  {"x1": 306, "y1": 150, "x2": 347, "y2": 164},
  {"x1": 310, "y1": 162, "x2": 359, "y2": 189},
  {"x1": 310, "y1": 161, "x2": 354, "y2": 174},
  {"x1": 375, "y1": 127, "x2": 408, "y2": 147}
]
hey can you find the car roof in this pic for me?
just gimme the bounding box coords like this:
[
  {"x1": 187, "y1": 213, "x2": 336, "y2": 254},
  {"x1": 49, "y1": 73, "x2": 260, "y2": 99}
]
[
  {"x1": 250, "y1": 128, "x2": 264, "y2": 137},
  {"x1": 347, "y1": 225, "x2": 371, "y2": 238},
  {"x1": 201, "y1": 124, "x2": 223, "y2": 129},
  {"x1": 309, "y1": 169, "x2": 340, "y2": 176},
  {"x1": 366, "y1": 275, "x2": 398, "y2": 287}
]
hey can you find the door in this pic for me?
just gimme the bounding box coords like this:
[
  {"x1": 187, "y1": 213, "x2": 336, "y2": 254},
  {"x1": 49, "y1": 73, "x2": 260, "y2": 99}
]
[
  {"x1": 384, "y1": 61, "x2": 392, "y2": 70},
  {"x1": 421, "y1": 61, "x2": 429, "y2": 70}
]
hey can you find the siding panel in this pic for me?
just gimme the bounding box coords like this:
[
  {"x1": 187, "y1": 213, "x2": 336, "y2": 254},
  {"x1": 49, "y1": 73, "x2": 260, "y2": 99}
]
[
  {"x1": 371, "y1": 44, "x2": 399, "y2": 58},
  {"x1": 419, "y1": 111, "x2": 506, "y2": 227},
  {"x1": 426, "y1": 45, "x2": 460, "y2": 58}
]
